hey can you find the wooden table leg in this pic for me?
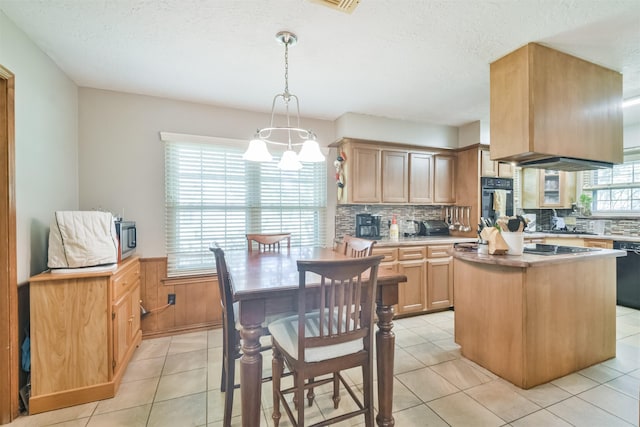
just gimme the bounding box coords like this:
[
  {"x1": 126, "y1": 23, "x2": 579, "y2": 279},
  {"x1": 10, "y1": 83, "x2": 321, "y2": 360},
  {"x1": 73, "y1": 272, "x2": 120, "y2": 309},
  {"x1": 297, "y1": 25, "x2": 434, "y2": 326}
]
[
  {"x1": 375, "y1": 302, "x2": 396, "y2": 427},
  {"x1": 239, "y1": 300, "x2": 265, "y2": 427}
]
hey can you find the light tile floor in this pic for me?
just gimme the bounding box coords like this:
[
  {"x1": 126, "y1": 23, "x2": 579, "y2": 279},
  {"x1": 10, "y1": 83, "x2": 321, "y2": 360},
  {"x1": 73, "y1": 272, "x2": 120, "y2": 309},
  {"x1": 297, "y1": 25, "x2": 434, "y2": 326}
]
[{"x1": 7, "y1": 306, "x2": 640, "y2": 427}]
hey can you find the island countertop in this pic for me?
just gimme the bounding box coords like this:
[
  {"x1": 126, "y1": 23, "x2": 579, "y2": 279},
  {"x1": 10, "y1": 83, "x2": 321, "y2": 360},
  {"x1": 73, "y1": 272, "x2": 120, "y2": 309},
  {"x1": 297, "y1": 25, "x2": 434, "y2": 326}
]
[{"x1": 451, "y1": 247, "x2": 625, "y2": 268}]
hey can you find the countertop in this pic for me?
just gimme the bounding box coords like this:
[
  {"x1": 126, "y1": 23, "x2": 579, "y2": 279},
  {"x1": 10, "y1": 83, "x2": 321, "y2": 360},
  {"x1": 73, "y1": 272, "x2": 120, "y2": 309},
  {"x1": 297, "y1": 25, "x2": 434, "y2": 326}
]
[
  {"x1": 525, "y1": 232, "x2": 640, "y2": 242},
  {"x1": 369, "y1": 236, "x2": 477, "y2": 248},
  {"x1": 451, "y1": 247, "x2": 625, "y2": 268}
]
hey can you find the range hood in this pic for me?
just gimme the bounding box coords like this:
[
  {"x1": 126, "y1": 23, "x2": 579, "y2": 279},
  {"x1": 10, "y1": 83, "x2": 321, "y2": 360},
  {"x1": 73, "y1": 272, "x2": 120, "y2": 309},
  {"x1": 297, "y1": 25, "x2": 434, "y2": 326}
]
[
  {"x1": 518, "y1": 156, "x2": 613, "y2": 171},
  {"x1": 489, "y1": 43, "x2": 623, "y2": 171}
]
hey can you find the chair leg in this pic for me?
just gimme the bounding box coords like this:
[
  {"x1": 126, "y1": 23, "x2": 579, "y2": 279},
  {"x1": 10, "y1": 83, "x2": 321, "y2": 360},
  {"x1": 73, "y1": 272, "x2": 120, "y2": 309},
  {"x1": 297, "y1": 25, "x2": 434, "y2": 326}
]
[
  {"x1": 332, "y1": 373, "x2": 341, "y2": 409},
  {"x1": 362, "y1": 363, "x2": 373, "y2": 427},
  {"x1": 220, "y1": 325, "x2": 228, "y2": 392},
  {"x1": 272, "y1": 346, "x2": 283, "y2": 427},
  {"x1": 223, "y1": 353, "x2": 235, "y2": 427},
  {"x1": 292, "y1": 372, "x2": 299, "y2": 410},
  {"x1": 296, "y1": 373, "x2": 305, "y2": 427},
  {"x1": 307, "y1": 377, "x2": 315, "y2": 407}
]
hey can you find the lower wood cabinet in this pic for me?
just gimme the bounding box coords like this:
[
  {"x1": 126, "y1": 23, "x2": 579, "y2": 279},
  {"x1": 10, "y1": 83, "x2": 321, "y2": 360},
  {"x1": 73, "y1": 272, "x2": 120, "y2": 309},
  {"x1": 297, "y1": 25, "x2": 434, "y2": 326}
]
[
  {"x1": 426, "y1": 245, "x2": 454, "y2": 310},
  {"x1": 397, "y1": 247, "x2": 427, "y2": 314},
  {"x1": 29, "y1": 257, "x2": 142, "y2": 414},
  {"x1": 373, "y1": 244, "x2": 454, "y2": 316}
]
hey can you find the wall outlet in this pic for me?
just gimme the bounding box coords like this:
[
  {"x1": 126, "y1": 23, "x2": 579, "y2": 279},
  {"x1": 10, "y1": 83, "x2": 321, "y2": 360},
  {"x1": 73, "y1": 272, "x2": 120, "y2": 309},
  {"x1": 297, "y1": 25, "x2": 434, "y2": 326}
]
[{"x1": 168, "y1": 294, "x2": 176, "y2": 305}]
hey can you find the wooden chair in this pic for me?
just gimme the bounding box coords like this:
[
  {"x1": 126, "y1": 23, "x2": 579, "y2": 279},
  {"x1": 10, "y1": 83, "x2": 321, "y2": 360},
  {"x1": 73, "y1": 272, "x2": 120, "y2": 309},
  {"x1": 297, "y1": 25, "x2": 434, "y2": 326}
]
[
  {"x1": 342, "y1": 235, "x2": 376, "y2": 258},
  {"x1": 210, "y1": 242, "x2": 282, "y2": 426},
  {"x1": 246, "y1": 232, "x2": 291, "y2": 253},
  {"x1": 269, "y1": 255, "x2": 384, "y2": 427}
]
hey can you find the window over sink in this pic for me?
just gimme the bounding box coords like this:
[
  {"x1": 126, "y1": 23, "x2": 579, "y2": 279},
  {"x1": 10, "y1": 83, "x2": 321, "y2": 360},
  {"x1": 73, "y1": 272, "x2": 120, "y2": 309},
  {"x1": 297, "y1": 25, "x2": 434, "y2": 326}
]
[
  {"x1": 584, "y1": 149, "x2": 640, "y2": 214},
  {"x1": 163, "y1": 134, "x2": 327, "y2": 276}
]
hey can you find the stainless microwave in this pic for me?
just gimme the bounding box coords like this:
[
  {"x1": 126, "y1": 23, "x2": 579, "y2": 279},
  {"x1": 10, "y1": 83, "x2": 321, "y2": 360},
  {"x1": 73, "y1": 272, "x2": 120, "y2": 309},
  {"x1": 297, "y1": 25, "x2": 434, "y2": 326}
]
[{"x1": 115, "y1": 221, "x2": 136, "y2": 261}]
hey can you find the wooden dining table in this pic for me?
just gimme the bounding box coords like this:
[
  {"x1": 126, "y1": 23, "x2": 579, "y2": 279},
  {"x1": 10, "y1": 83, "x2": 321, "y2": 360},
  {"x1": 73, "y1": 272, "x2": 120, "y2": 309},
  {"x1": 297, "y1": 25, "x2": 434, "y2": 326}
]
[{"x1": 224, "y1": 246, "x2": 407, "y2": 427}]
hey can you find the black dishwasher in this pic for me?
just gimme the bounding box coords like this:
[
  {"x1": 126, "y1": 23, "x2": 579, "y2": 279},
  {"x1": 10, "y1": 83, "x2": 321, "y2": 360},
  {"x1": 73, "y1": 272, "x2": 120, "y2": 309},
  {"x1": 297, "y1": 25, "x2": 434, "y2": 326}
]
[{"x1": 614, "y1": 241, "x2": 640, "y2": 309}]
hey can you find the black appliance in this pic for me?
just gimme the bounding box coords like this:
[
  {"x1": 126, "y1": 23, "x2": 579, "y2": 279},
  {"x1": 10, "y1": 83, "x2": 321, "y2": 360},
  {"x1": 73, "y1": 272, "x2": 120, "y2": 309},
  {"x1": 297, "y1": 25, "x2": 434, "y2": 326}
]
[
  {"x1": 481, "y1": 177, "x2": 514, "y2": 224},
  {"x1": 523, "y1": 243, "x2": 599, "y2": 256},
  {"x1": 421, "y1": 220, "x2": 450, "y2": 236},
  {"x1": 355, "y1": 213, "x2": 381, "y2": 239},
  {"x1": 614, "y1": 241, "x2": 640, "y2": 309}
]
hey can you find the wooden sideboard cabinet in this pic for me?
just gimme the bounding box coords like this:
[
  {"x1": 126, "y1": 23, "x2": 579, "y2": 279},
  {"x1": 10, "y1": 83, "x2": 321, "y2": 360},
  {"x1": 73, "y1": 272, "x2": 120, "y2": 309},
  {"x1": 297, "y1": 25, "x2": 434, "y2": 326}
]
[{"x1": 29, "y1": 257, "x2": 142, "y2": 414}]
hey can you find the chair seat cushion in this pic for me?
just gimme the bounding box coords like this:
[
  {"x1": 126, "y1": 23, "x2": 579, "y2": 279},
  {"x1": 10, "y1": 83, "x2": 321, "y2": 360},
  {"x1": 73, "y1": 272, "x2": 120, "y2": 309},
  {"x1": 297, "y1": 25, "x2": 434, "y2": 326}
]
[{"x1": 268, "y1": 311, "x2": 364, "y2": 363}]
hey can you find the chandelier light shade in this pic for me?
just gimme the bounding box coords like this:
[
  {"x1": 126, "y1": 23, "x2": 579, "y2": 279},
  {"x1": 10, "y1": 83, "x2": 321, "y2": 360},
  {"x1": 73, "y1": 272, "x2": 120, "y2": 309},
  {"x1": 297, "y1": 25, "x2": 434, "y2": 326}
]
[{"x1": 243, "y1": 31, "x2": 325, "y2": 171}]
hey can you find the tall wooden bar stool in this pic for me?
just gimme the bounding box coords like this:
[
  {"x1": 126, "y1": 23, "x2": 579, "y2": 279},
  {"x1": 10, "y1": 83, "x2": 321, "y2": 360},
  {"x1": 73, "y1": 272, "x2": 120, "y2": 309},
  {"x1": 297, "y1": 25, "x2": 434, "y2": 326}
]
[
  {"x1": 210, "y1": 242, "x2": 285, "y2": 426},
  {"x1": 342, "y1": 235, "x2": 376, "y2": 258},
  {"x1": 246, "y1": 232, "x2": 291, "y2": 253},
  {"x1": 269, "y1": 255, "x2": 384, "y2": 427}
]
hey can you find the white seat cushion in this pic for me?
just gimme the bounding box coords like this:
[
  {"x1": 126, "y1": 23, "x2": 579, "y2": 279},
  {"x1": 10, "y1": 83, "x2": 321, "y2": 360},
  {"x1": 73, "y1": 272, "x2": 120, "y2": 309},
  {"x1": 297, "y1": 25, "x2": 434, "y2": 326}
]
[{"x1": 268, "y1": 311, "x2": 364, "y2": 363}]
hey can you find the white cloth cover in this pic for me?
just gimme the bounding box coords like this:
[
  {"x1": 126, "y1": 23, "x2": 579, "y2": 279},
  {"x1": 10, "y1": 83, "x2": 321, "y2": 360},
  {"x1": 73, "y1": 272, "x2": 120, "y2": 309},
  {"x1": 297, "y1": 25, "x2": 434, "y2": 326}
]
[{"x1": 47, "y1": 211, "x2": 118, "y2": 269}]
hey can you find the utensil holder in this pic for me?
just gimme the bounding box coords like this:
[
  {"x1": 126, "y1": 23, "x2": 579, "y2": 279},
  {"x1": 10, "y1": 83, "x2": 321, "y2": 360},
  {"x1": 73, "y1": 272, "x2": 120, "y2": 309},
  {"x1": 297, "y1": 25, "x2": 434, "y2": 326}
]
[{"x1": 502, "y1": 232, "x2": 524, "y2": 255}]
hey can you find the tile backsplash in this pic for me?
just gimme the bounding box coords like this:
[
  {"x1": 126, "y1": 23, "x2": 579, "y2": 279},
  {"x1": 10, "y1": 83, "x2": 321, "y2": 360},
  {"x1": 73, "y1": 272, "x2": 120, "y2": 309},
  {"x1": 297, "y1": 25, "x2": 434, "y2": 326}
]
[
  {"x1": 335, "y1": 205, "x2": 445, "y2": 238},
  {"x1": 523, "y1": 208, "x2": 640, "y2": 237}
]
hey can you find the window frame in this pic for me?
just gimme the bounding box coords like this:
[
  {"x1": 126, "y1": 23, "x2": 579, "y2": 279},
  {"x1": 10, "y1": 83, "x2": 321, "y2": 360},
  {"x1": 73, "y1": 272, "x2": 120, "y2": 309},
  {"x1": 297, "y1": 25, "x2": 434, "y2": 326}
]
[
  {"x1": 161, "y1": 132, "x2": 327, "y2": 276},
  {"x1": 584, "y1": 149, "x2": 640, "y2": 215}
]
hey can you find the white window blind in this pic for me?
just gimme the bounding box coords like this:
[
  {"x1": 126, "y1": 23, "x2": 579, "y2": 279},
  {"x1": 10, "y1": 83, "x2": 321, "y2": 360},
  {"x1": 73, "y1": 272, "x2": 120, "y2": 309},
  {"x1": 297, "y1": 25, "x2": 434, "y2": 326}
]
[
  {"x1": 163, "y1": 135, "x2": 327, "y2": 276},
  {"x1": 584, "y1": 150, "x2": 640, "y2": 214}
]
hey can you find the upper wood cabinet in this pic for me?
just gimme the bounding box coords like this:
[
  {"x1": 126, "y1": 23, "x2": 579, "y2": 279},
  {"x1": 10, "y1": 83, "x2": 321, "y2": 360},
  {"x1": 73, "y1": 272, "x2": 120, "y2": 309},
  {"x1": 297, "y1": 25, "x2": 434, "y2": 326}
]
[
  {"x1": 338, "y1": 140, "x2": 453, "y2": 205},
  {"x1": 350, "y1": 145, "x2": 381, "y2": 203},
  {"x1": 381, "y1": 150, "x2": 409, "y2": 203},
  {"x1": 434, "y1": 154, "x2": 456, "y2": 204},
  {"x1": 480, "y1": 149, "x2": 513, "y2": 178},
  {"x1": 490, "y1": 43, "x2": 623, "y2": 165},
  {"x1": 521, "y1": 169, "x2": 576, "y2": 208},
  {"x1": 409, "y1": 152, "x2": 434, "y2": 203}
]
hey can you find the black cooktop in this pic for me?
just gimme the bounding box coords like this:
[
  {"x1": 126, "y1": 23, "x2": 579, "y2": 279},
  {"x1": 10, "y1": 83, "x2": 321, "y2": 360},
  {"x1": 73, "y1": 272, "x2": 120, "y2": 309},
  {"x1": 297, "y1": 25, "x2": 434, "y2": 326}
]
[{"x1": 523, "y1": 243, "x2": 601, "y2": 256}]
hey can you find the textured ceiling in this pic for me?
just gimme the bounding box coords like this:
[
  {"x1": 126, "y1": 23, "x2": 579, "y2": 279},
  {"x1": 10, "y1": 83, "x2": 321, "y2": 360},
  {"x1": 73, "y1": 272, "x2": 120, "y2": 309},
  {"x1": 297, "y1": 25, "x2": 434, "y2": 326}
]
[{"x1": 1, "y1": 0, "x2": 639, "y2": 127}]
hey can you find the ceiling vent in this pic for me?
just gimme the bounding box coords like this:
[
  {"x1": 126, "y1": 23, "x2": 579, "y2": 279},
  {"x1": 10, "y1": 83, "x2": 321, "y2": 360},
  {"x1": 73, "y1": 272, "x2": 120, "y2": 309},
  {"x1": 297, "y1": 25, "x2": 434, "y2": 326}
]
[{"x1": 307, "y1": 0, "x2": 360, "y2": 14}]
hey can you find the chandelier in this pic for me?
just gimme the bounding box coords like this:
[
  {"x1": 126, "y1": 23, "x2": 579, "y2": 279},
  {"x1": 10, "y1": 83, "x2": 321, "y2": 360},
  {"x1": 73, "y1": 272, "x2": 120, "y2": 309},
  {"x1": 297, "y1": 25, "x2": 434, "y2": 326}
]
[{"x1": 243, "y1": 31, "x2": 325, "y2": 171}]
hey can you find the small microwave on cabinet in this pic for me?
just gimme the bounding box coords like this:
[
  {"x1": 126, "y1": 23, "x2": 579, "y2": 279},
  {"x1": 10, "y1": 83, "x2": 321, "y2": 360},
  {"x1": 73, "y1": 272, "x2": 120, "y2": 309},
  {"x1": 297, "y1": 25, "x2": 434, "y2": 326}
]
[{"x1": 115, "y1": 221, "x2": 136, "y2": 261}]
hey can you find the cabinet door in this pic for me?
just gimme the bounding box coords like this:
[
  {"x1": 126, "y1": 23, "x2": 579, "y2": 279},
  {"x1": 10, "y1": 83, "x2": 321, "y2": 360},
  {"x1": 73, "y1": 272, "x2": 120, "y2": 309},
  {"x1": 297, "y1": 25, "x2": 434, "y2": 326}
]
[
  {"x1": 480, "y1": 150, "x2": 498, "y2": 177},
  {"x1": 539, "y1": 170, "x2": 563, "y2": 207},
  {"x1": 584, "y1": 239, "x2": 613, "y2": 249},
  {"x1": 427, "y1": 257, "x2": 453, "y2": 310},
  {"x1": 351, "y1": 146, "x2": 381, "y2": 203},
  {"x1": 434, "y1": 154, "x2": 456, "y2": 203},
  {"x1": 397, "y1": 260, "x2": 426, "y2": 314},
  {"x1": 112, "y1": 295, "x2": 130, "y2": 373},
  {"x1": 381, "y1": 150, "x2": 408, "y2": 203},
  {"x1": 409, "y1": 152, "x2": 433, "y2": 203},
  {"x1": 497, "y1": 162, "x2": 514, "y2": 178}
]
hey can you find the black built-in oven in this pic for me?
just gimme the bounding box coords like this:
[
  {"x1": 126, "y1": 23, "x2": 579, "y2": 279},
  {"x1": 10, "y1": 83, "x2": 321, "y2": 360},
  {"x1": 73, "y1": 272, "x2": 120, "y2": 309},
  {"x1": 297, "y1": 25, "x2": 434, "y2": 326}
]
[{"x1": 481, "y1": 177, "x2": 514, "y2": 224}]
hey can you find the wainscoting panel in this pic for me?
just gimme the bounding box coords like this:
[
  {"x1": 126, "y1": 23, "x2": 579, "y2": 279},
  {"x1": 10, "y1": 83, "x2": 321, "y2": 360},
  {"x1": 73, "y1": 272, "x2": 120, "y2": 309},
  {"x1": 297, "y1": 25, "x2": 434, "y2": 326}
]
[{"x1": 139, "y1": 258, "x2": 221, "y2": 338}]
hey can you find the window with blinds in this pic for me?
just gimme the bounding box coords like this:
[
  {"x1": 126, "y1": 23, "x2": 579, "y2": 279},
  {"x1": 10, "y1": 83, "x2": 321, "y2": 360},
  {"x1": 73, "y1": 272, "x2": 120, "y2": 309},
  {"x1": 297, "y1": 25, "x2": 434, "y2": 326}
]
[
  {"x1": 583, "y1": 150, "x2": 640, "y2": 213},
  {"x1": 163, "y1": 135, "x2": 327, "y2": 276}
]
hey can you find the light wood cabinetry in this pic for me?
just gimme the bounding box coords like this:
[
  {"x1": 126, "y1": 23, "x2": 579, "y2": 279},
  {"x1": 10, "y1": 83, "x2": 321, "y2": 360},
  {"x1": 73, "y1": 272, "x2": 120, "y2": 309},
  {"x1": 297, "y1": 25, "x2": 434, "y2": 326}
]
[
  {"x1": 543, "y1": 236, "x2": 613, "y2": 249},
  {"x1": 521, "y1": 169, "x2": 576, "y2": 209},
  {"x1": 426, "y1": 245, "x2": 454, "y2": 310},
  {"x1": 350, "y1": 145, "x2": 381, "y2": 203},
  {"x1": 373, "y1": 244, "x2": 454, "y2": 316},
  {"x1": 381, "y1": 150, "x2": 409, "y2": 203},
  {"x1": 397, "y1": 247, "x2": 427, "y2": 314},
  {"x1": 409, "y1": 152, "x2": 434, "y2": 203},
  {"x1": 480, "y1": 150, "x2": 513, "y2": 178},
  {"x1": 490, "y1": 42, "x2": 623, "y2": 165},
  {"x1": 434, "y1": 154, "x2": 456, "y2": 204},
  {"x1": 29, "y1": 257, "x2": 142, "y2": 414},
  {"x1": 337, "y1": 139, "x2": 454, "y2": 205},
  {"x1": 584, "y1": 238, "x2": 613, "y2": 249}
]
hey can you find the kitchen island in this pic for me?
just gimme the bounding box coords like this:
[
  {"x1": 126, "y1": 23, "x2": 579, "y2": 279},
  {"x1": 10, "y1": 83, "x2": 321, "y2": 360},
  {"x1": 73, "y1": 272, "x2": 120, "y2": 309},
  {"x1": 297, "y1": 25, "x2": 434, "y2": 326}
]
[{"x1": 452, "y1": 248, "x2": 624, "y2": 389}]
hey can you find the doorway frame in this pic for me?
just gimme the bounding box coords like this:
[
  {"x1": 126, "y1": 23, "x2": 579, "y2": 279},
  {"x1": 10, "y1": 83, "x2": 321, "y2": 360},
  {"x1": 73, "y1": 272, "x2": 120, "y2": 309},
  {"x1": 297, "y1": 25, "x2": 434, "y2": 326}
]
[{"x1": 0, "y1": 64, "x2": 18, "y2": 423}]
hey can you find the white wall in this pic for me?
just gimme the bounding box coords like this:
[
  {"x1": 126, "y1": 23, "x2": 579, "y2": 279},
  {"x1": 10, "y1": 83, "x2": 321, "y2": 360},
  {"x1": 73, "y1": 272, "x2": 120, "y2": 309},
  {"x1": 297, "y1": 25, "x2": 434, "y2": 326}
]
[
  {"x1": 78, "y1": 88, "x2": 336, "y2": 256},
  {"x1": 0, "y1": 11, "x2": 79, "y2": 283},
  {"x1": 624, "y1": 123, "x2": 640, "y2": 149},
  {"x1": 336, "y1": 112, "x2": 458, "y2": 148}
]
